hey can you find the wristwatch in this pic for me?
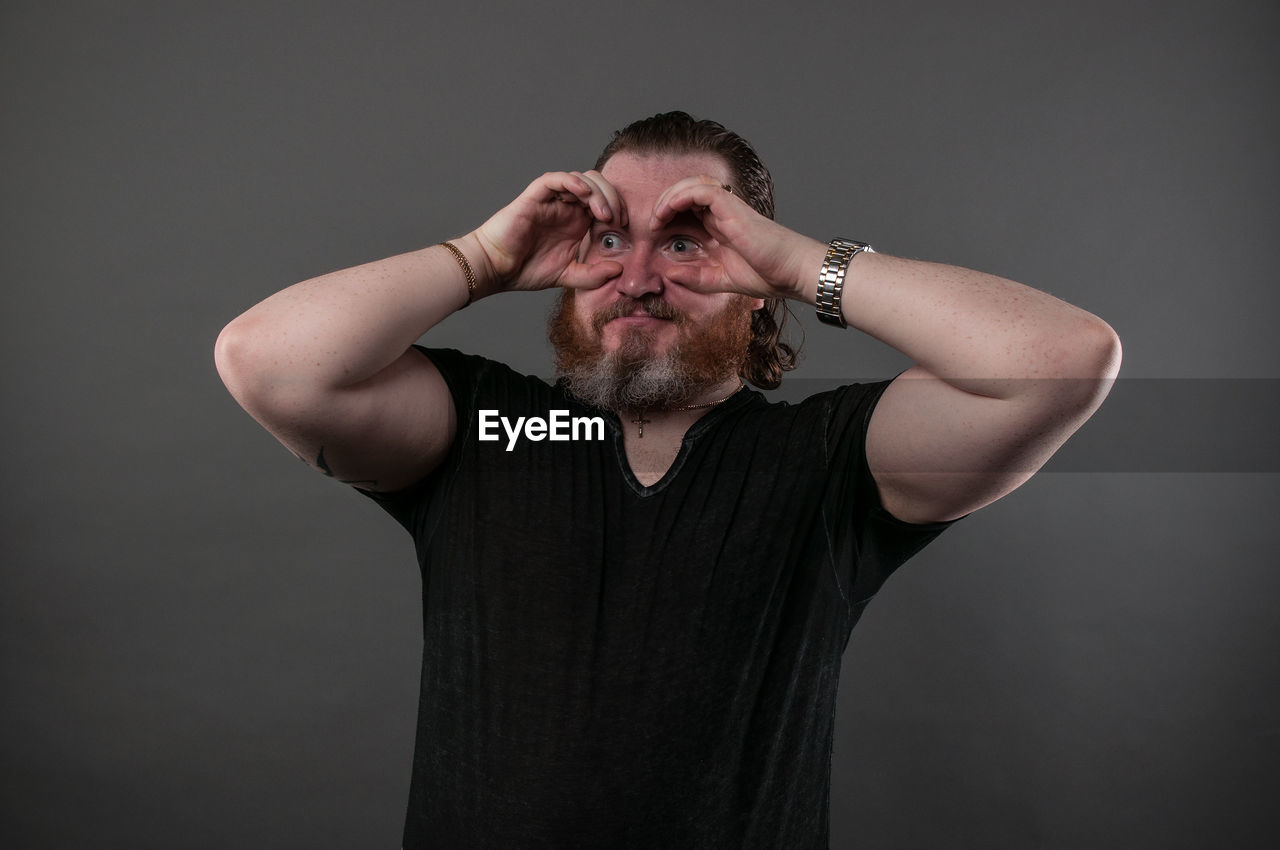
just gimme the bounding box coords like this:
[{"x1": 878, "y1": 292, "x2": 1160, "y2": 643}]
[{"x1": 815, "y1": 238, "x2": 874, "y2": 328}]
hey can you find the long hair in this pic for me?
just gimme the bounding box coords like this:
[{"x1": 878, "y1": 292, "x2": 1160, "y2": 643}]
[{"x1": 593, "y1": 111, "x2": 800, "y2": 390}]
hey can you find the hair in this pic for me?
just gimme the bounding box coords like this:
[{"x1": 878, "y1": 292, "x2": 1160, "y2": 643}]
[{"x1": 593, "y1": 111, "x2": 800, "y2": 390}]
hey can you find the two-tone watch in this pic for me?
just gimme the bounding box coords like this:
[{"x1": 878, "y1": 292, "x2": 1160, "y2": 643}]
[{"x1": 815, "y1": 238, "x2": 874, "y2": 328}]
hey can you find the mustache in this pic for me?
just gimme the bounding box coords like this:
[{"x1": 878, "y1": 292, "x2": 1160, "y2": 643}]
[{"x1": 591, "y1": 296, "x2": 684, "y2": 333}]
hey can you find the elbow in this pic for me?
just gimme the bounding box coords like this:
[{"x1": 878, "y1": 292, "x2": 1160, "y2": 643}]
[
  {"x1": 1078, "y1": 316, "x2": 1123, "y2": 381},
  {"x1": 1084, "y1": 318, "x2": 1122, "y2": 411},
  {"x1": 214, "y1": 315, "x2": 276, "y2": 408},
  {"x1": 1090, "y1": 318, "x2": 1121, "y2": 384},
  {"x1": 214, "y1": 317, "x2": 252, "y2": 392},
  {"x1": 1046, "y1": 316, "x2": 1122, "y2": 415},
  {"x1": 1039, "y1": 313, "x2": 1122, "y2": 379},
  {"x1": 215, "y1": 316, "x2": 332, "y2": 425}
]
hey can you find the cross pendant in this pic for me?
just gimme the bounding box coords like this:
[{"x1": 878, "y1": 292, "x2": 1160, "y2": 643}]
[{"x1": 631, "y1": 412, "x2": 650, "y2": 438}]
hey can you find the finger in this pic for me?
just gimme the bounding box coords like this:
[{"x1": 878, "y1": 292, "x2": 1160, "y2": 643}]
[
  {"x1": 571, "y1": 171, "x2": 620, "y2": 223},
  {"x1": 532, "y1": 171, "x2": 594, "y2": 208},
  {"x1": 651, "y1": 174, "x2": 731, "y2": 215},
  {"x1": 661, "y1": 262, "x2": 722, "y2": 293},
  {"x1": 581, "y1": 170, "x2": 628, "y2": 227},
  {"x1": 651, "y1": 177, "x2": 736, "y2": 229},
  {"x1": 558, "y1": 260, "x2": 623, "y2": 289}
]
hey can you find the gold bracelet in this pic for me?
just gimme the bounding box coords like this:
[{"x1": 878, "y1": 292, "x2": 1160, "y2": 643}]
[{"x1": 438, "y1": 241, "x2": 476, "y2": 306}]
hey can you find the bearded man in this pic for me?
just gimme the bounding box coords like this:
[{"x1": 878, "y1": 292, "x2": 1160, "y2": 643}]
[{"x1": 215, "y1": 112, "x2": 1120, "y2": 849}]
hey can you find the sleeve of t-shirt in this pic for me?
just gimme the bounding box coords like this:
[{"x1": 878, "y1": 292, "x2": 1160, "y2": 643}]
[
  {"x1": 822, "y1": 379, "x2": 959, "y2": 606},
  {"x1": 352, "y1": 345, "x2": 489, "y2": 541}
]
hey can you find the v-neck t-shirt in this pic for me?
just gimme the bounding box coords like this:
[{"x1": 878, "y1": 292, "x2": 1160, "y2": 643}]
[{"x1": 360, "y1": 346, "x2": 954, "y2": 850}]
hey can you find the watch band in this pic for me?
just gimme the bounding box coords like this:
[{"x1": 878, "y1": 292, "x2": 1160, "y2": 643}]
[{"x1": 815, "y1": 238, "x2": 874, "y2": 328}]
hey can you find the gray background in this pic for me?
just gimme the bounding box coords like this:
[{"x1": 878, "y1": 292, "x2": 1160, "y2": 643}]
[{"x1": 3, "y1": 0, "x2": 1277, "y2": 847}]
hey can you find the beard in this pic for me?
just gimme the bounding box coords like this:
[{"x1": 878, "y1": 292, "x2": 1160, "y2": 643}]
[{"x1": 548, "y1": 290, "x2": 754, "y2": 412}]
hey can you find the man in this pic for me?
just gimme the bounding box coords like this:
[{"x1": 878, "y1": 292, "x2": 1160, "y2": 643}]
[{"x1": 216, "y1": 112, "x2": 1120, "y2": 848}]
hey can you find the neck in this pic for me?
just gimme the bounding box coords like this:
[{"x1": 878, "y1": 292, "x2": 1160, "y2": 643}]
[
  {"x1": 673, "y1": 374, "x2": 745, "y2": 410},
  {"x1": 621, "y1": 374, "x2": 744, "y2": 440}
]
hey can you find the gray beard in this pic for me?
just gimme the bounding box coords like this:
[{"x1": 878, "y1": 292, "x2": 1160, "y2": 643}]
[{"x1": 559, "y1": 345, "x2": 701, "y2": 412}]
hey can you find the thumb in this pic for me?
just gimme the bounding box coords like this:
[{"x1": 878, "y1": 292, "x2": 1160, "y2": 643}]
[{"x1": 558, "y1": 260, "x2": 622, "y2": 289}]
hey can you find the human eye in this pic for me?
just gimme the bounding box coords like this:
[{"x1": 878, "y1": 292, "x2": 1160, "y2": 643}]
[
  {"x1": 667, "y1": 236, "x2": 701, "y2": 255},
  {"x1": 599, "y1": 232, "x2": 626, "y2": 252}
]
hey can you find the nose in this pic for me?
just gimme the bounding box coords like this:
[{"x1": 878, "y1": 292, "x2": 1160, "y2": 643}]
[{"x1": 616, "y1": 250, "x2": 664, "y2": 299}]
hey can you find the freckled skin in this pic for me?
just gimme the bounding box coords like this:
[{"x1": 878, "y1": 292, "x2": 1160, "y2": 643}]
[{"x1": 217, "y1": 137, "x2": 1118, "y2": 518}]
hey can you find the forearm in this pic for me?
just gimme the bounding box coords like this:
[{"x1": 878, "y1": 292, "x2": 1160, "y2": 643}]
[
  {"x1": 794, "y1": 244, "x2": 1121, "y2": 398},
  {"x1": 215, "y1": 234, "x2": 493, "y2": 396}
]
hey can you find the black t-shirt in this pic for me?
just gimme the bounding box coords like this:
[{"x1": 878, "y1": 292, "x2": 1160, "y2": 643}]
[{"x1": 360, "y1": 347, "x2": 953, "y2": 849}]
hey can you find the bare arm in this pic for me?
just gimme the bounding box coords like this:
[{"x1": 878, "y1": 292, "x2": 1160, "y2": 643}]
[
  {"x1": 214, "y1": 172, "x2": 623, "y2": 491},
  {"x1": 832, "y1": 250, "x2": 1121, "y2": 523},
  {"x1": 651, "y1": 177, "x2": 1122, "y2": 524},
  {"x1": 214, "y1": 239, "x2": 483, "y2": 491}
]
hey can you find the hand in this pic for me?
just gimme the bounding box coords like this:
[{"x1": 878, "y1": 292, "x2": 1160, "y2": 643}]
[
  {"x1": 649, "y1": 176, "x2": 824, "y2": 301},
  {"x1": 471, "y1": 171, "x2": 625, "y2": 294}
]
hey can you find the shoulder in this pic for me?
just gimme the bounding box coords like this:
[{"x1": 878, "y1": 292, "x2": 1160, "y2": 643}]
[
  {"x1": 414, "y1": 346, "x2": 559, "y2": 404},
  {"x1": 729, "y1": 380, "x2": 892, "y2": 440},
  {"x1": 708, "y1": 380, "x2": 892, "y2": 467}
]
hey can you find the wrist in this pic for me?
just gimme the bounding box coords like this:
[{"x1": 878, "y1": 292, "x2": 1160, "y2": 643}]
[
  {"x1": 787, "y1": 236, "x2": 832, "y2": 304},
  {"x1": 452, "y1": 231, "x2": 502, "y2": 301}
]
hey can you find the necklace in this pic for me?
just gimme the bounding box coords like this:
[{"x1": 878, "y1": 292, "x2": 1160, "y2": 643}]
[{"x1": 630, "y1": 382, "x2": 745, "y2": 438}]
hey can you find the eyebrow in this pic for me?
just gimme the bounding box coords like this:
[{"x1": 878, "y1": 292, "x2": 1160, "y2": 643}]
[
  {"x1": 590, "y1": 210, "x2": 710, "y2": 236},
  {"x1": 661, "y1": 211, "x2": 710, "y2": 234}
]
